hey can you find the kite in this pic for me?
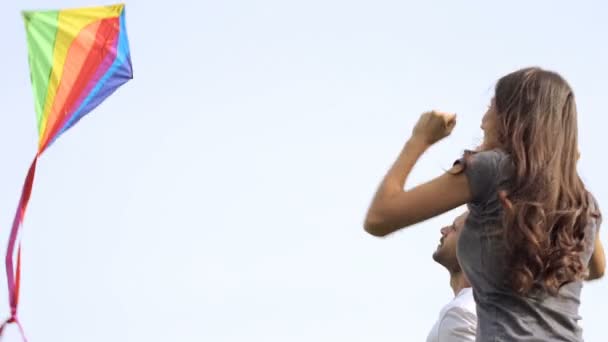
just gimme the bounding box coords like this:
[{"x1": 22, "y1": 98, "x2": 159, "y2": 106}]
[{"x1": 2, "y1": 4, "x2": 133, "y2": 340}]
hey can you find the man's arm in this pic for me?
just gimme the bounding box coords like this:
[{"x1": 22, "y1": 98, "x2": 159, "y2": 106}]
[{"x1": 437, "y1": 307, "x2": 477, "y2": 342}]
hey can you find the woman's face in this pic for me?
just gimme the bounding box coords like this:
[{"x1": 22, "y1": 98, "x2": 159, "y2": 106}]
[{"x1": 480, "y1": 98, "x2": 499, "y2": 150}]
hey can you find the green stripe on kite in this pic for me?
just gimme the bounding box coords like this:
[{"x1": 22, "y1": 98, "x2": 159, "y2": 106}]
[{"x1": 23, "y1": 10, "x2": 59, "y2": 134}]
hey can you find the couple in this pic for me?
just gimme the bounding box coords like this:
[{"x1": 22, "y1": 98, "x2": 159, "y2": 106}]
[
  {"x1": 365, "y1": 67, "x2": 605, "y2": 341},
  {"x1": 428, "y1": 210, "x2": 604, "y2": 341}
]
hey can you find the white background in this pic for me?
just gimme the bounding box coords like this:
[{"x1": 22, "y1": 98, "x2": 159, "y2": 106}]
[{"x1": 0, "y1": 0, "x2": 606, "y2": 341}]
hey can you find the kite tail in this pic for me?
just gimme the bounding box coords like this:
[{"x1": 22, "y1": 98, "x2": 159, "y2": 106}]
[
  {"x1": 0, "y1": 156, "x2": 38, "y2": 342},
  {"x1": 0, "y1": 313, "x2": 28, "y2": 342}
]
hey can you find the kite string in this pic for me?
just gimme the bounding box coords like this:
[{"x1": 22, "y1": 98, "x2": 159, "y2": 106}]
[{"x1": 0, "y1": 156, "x2": 38, "y2": 342}]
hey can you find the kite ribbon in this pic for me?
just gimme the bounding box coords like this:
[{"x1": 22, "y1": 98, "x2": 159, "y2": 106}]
[{"x1": 0, "y1": 155, "x2": 38, "y2": 341}]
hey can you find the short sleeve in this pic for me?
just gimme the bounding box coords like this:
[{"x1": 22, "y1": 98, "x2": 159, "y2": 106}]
[
  {"x1": 589, "y1": 192, "x2": 602, "y2": 233},
  {"x1": 453, "y1": 150, "x2": 507, "y2": 205},
  {"x1": 583, "y1": 193, "x2": 602, "y2": 256},
  {"x1": 437, "y1": 307, "x2": 477, "y2": 342}
]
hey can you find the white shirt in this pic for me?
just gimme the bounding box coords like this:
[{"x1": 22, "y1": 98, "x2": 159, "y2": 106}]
[{"x1": 426, "y1": 287, "x2": 477, "y2": 342}]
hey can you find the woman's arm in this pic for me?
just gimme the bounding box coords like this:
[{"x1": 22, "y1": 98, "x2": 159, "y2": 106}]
[
  {"x1": 364, "y1": 111, "x2": 473, "y2": 237},
  {"x1": 587, "y1": 232, "x2": 605, "y2": 280}
]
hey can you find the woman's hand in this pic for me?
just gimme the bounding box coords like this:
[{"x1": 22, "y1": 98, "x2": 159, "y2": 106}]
[{"x1": 412, "y1": 110, "x2": 456, "y2": 145}]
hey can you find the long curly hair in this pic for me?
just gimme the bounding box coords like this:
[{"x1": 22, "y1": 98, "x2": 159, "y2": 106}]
[{"x1": 493, "y1": 67, "x2": 599, "y2": 296}]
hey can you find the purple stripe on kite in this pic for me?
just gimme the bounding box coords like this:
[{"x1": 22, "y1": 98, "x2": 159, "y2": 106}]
[
  {"x1": 53, "y1": 11, "x2": 132, "y2": 144},
  {"x1": 54, "y1": 59, "x2": 131, "y2": 144}
]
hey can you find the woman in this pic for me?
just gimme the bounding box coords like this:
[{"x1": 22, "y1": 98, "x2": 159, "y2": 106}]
[{"x1": 365, "y1": 67, "x2": 604, "y2": 341}]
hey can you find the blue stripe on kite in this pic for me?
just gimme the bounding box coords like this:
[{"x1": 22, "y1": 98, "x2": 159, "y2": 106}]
[{"x1": 53, "y1": 9, "x2": 133, "y2": 145}]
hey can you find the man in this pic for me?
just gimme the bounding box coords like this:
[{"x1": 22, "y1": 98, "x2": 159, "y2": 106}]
[
  {"x1": 426, "y1": 211, "x2": 476, "y2": 342},
  {"x1": 425, "y1": 210, "x2": 604, "y2": 342}
]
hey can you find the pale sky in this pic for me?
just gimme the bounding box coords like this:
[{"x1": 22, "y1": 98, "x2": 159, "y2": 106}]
[{"x1": 0, "y1": 0, "x2": 606, "y2": 341}]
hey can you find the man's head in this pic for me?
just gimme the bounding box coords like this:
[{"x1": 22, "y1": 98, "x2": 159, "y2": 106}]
[{"x1": 432, "y1": 212, "x2": 468, "y2": 273}]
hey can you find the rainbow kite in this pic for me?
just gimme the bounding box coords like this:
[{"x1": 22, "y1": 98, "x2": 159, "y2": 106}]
[{"x1": 2, "y1": 4, "x2": 132, "y2": 340}]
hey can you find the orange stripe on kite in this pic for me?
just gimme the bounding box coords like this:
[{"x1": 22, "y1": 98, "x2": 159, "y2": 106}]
[{"x1": 41, "y1": 18, "x2": 119, "y2": 149}]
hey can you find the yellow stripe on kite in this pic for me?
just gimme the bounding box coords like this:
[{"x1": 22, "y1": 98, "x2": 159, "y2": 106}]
[{"x1": 38, "y1": 4, "x2": 124, "y2": 147}]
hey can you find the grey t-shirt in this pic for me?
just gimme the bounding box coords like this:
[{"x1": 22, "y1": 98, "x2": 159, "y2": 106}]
[{"x1": 455, "y1": 149, "x2": 600, "y2": 342}]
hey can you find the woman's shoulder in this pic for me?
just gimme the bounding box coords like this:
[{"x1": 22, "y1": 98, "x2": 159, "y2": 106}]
[
  {"x1": 469, "y1": 148, "x2": 510, "y2": 162},
  {"x1": 457, "y1": 148, "x2": 513, "y2": 178},
  {"x1": 587, "y1": 191, "x2": 601, "y2": 212},
  {"x1": 586, "y1": 190, "x2": 602, "y2": 227},
  {"x1": 453, "y1": 148, "x2": 513, "y2": 204}
]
